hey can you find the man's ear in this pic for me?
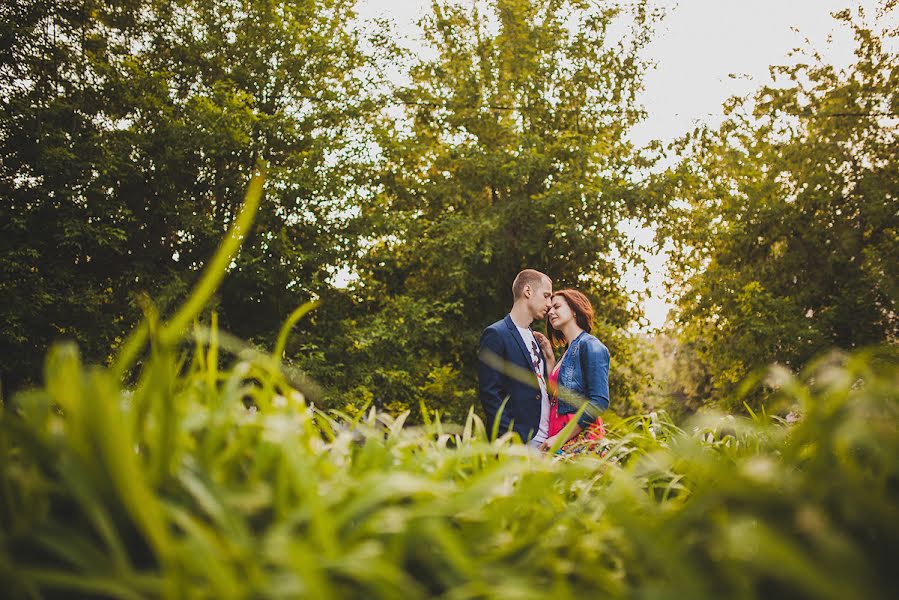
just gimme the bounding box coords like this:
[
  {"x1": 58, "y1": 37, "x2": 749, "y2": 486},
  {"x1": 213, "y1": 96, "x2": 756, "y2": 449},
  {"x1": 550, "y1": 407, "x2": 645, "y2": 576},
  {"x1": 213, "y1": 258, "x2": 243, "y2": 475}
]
[{"x1": 523, "y1": 285, "x2": 531, "y2": 298}]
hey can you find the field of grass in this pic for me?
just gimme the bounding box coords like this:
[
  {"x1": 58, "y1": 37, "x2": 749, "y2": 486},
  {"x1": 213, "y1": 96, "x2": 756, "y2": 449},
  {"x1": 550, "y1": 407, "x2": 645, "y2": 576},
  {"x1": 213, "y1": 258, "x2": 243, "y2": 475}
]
[{"x1": 1, "y1": 175, "x2": 896, "y2": 598}]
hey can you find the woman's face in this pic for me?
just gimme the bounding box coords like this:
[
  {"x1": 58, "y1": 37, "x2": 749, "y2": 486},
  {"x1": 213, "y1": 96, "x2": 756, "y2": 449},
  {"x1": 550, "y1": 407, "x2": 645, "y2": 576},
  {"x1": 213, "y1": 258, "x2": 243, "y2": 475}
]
[{"x1": 548, "y1": 295, "x2": 574, "y2": 330}]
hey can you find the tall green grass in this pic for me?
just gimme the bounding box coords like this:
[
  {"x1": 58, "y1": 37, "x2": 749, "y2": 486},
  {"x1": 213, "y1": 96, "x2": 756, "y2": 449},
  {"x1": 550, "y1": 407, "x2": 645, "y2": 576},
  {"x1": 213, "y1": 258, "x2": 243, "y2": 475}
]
[{"x1": 1, "y1": 173, "x2": 897, "y2": 598}]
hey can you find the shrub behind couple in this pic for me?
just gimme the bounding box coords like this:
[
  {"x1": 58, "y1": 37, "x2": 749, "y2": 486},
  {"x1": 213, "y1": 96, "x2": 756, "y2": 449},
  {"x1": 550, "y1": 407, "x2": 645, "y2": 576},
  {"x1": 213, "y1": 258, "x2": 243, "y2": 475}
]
[{"x1": 478, "y1": 269, "x2": 609, "y2": 453}]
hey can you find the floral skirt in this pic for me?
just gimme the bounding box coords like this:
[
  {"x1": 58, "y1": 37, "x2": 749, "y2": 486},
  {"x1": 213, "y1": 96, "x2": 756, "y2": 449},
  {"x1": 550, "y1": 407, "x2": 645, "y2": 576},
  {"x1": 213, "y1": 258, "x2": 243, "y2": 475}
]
[{"x1": 547, "y1": 398, "x2": 604, "y2": 455}]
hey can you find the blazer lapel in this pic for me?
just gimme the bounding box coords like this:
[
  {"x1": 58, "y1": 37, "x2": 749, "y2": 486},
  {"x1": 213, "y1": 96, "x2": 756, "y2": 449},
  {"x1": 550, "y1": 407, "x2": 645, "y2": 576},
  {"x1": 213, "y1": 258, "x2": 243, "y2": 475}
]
[
  {"x1": 542, "y1": 350, "x2": 549, "y2": 379},
  {"x1": 504, "y1": 314, "x2": 533, "y2": 368}
]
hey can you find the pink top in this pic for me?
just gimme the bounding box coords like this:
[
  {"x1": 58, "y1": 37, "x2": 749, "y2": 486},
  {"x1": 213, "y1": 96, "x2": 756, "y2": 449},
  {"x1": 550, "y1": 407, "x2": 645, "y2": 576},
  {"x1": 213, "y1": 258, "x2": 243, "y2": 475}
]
[
  {"x1": 549, "y1": 360, "x2": 562, "y2": 400},
  {"x1": 547, "y1": 354, "x2": 605, "y2": 441}
]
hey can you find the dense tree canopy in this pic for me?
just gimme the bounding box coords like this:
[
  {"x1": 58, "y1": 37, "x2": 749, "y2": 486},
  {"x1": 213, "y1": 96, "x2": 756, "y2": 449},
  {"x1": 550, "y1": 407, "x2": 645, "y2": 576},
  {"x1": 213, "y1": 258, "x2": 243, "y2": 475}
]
[
  {"x1": 657, "y1": 7, "x2": 897, "y2": 407},
  {"x1": 1, "y1": 0, "x2": 894, "y2": 422},
  {"x1": 296, "y1": 0, "x2": 660, "y2": 419},
  {"x1": 0, "y1": 0, "x2": 377, "y2": 389}
]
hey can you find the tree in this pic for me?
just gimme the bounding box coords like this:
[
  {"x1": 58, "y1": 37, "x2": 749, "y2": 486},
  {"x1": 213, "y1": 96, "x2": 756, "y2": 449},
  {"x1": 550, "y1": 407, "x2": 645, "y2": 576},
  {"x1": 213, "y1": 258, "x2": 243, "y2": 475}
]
[
  {"x1": 0, "y1": 0, "x2": 377, "y2": 390},
  {"x1": 305, "y1": 0, "x2": 660, "y2": 420},
  {"x1": 657, "y1": 5, "x2": 898, "y2": 408}
]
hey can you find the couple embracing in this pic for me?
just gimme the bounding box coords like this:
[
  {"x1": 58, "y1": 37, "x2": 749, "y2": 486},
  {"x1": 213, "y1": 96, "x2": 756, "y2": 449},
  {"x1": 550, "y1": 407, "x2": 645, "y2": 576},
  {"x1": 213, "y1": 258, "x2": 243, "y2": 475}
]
[{"x1": 478, "y1": 269, "x2": 609, "y2": 453}]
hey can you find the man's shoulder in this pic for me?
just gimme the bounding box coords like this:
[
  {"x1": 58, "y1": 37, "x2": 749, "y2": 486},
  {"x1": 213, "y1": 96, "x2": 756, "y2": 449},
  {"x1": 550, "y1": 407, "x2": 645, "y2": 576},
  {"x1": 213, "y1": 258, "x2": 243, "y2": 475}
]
[
  {"x1": 482, "y1": 316, "x2": 509, "y2": 334},
  {"x1": 479, "y1": 317, "x2": 511, "y2": 349}
]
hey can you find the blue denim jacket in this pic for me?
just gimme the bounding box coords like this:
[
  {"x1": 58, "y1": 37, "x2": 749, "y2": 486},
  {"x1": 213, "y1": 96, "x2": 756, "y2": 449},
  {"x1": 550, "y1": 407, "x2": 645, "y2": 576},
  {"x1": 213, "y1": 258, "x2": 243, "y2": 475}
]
[{"x1": 556, "y1": 331, "x2": 610, "y2": 428}]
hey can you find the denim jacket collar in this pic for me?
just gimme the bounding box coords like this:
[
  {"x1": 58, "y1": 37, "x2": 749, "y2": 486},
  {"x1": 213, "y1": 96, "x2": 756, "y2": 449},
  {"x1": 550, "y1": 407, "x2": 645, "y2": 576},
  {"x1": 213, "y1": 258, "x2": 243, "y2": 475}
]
[{"x1": 571, "y1": 330, "x2": 588, "y2": 345}]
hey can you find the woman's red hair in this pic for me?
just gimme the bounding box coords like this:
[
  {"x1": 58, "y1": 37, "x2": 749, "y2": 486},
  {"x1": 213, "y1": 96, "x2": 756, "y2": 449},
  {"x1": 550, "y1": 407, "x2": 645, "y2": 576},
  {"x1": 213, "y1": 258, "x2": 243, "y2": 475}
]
[{"x1": 547, "y1": 289, "x2": 595, "y2": 347}]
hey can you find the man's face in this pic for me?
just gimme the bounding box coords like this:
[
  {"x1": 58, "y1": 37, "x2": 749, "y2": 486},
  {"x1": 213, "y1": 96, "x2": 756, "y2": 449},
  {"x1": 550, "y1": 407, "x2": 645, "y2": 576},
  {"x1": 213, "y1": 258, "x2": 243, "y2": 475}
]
[{"x1": 527, "y1": 278, "x2": 553, "y2": 321}]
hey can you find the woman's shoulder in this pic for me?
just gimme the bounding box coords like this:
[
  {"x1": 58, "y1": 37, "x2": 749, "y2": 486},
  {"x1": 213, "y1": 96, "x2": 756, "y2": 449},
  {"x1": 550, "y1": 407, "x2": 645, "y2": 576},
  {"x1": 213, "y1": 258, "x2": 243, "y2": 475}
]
[{"x1": 581, "y1": 333, "x2": 610, "y2": 356}]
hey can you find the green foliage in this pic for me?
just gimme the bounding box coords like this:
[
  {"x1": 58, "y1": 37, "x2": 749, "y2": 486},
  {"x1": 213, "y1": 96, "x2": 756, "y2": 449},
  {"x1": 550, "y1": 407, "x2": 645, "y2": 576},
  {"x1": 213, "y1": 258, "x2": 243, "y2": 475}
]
[
  {"x1": 0, "y1": 0, "x2": 377, "y2": 389},
  {"x1": 311, "y1": 0, "x2": 662, "y2": 419},
  {"x1": 630, "y1": 334, "x2": 711, "y2": 421},
  {"x1": 2, "y1": 310, "x2": 897, "y2": 598},
  {"x1": 657, "y1": 7, "x2": 898, "y2": 408},
  {"x1": 1, "y1": 160, "x2": 897, "y2": 599}
]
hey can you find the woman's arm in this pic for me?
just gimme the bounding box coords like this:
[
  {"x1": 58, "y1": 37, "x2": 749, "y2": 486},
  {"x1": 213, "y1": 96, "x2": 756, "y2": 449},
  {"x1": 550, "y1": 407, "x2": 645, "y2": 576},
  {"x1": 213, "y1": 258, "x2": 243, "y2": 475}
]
[
  {"x1": 533, "y1": 331, "x2": 556, "y2": 371},
  {"x1": 579, "y1": 338, "x2": 610, "y2": 429},
  {"x1": 539, "y1": 423, "x2": 583, "y2": 451}
]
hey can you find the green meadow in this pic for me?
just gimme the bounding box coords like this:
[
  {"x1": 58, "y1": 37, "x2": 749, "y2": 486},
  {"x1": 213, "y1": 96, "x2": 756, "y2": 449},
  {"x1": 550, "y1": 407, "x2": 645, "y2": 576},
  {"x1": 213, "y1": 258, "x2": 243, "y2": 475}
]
[{"x1": 2, "y1": 175, "x2": 896, "y2": 598}]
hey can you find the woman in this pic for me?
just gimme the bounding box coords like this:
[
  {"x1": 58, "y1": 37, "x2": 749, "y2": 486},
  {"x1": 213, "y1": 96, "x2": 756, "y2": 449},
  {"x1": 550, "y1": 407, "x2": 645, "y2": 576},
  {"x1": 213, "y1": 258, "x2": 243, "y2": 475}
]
[{"x1": 534, "y1": 289, "x2": 610, "y2": 453}]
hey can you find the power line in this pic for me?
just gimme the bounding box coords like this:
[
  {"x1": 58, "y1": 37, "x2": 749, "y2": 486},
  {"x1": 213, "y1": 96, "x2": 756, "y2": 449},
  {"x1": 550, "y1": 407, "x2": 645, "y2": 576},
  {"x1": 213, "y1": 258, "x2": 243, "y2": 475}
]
[{"x1": 391, "y1": 98, "x2": 898, "y2": 119}]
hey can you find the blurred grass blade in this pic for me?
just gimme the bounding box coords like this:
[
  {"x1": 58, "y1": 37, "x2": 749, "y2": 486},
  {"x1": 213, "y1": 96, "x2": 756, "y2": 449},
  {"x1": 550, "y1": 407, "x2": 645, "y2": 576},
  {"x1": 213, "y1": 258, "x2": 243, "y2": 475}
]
[{"x1": 273, "y1": 301, "x2": 320, "y2": 361}]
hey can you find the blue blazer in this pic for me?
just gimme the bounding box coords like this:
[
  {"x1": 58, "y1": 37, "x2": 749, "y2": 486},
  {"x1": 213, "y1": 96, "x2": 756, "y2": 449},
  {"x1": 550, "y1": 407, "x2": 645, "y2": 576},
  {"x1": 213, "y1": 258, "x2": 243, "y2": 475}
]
[{"x1": 477, "y1": 314, "x2": 546, "y2": 442}]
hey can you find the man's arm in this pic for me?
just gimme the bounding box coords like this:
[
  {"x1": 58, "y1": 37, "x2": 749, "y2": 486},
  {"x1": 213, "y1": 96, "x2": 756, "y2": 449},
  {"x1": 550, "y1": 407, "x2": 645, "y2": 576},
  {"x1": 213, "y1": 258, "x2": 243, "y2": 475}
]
[{"x1": 478, "y1": 327, "x2": 509, "y2": 429}]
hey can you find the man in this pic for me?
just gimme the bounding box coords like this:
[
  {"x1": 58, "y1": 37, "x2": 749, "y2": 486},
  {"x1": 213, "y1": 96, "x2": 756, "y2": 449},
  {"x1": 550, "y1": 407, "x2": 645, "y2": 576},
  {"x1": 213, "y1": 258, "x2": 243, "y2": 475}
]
[{"x1": 478, "y1": 269, "x2": 553, "y2": 446}]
